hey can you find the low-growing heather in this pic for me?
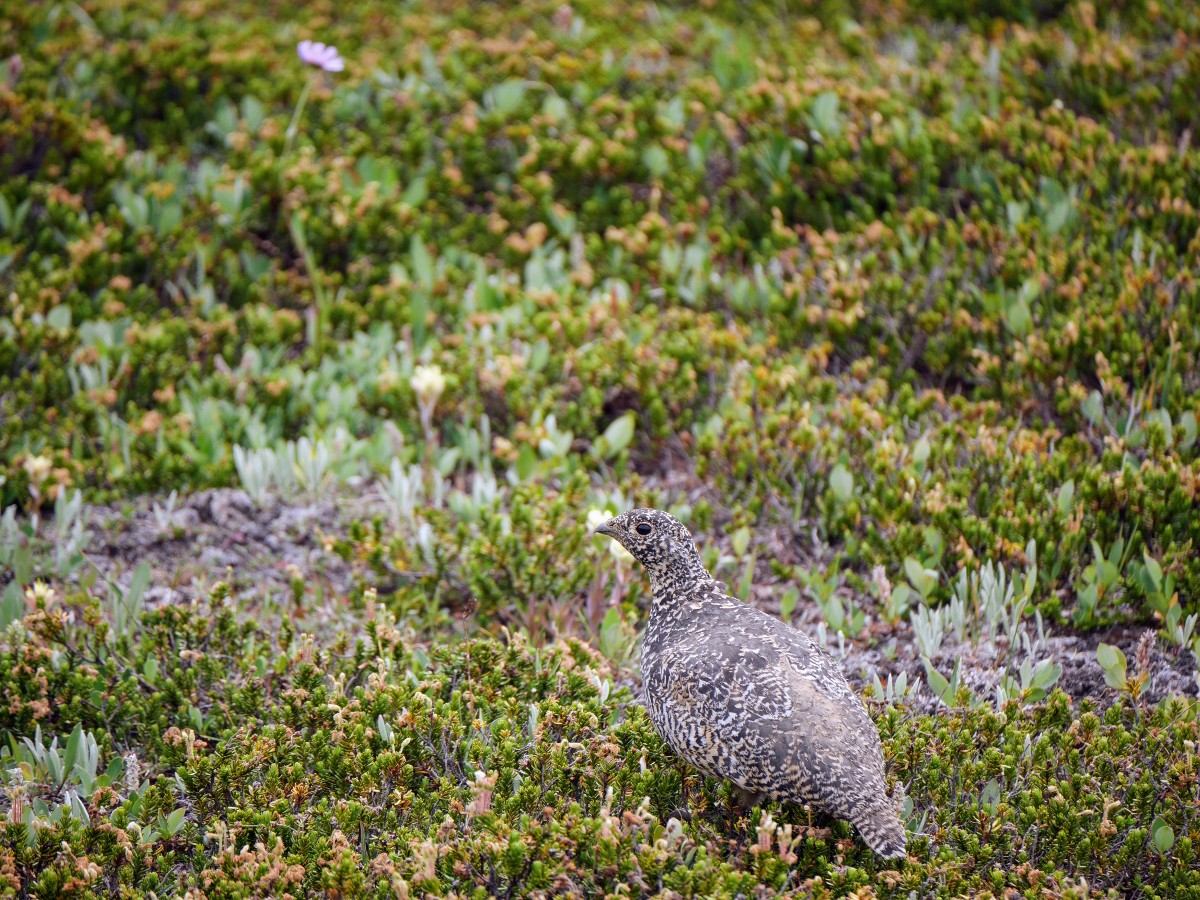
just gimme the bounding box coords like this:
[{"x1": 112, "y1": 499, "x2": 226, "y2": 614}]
[
  {"x1": 3, "y1": 0, "x2": 1200, "y2": 629},
  {"x1": 1, "y1": 584, "x2": 1198, "y2": 898}
]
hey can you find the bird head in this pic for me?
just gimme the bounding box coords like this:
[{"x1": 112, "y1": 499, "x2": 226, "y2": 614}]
[{"x1": 594, "y1": 508, "x2": 706, "y2": 580}]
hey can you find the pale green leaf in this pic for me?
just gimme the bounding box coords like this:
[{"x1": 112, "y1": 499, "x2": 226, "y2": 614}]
[
  {"x1": 599, "y1": 413, "x2": 636, "y2": 459},
  {"x1": 829, "y1": 464, "x2": 853, "y2": 503},
  {"x1": 1056, "y1": 480, "x2": 1075, "y2": 515},
  {"x1": 1096, "y1": 642, "x2": 1127, "y2": 690},
  {"x1": 1154, "y1": 822, "x2": 1175, "y2": 854}
]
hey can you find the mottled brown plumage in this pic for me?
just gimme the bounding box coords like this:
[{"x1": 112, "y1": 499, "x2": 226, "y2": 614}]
[{"x1": 597, "y1": 508, "x2": 907, "y2": 859}]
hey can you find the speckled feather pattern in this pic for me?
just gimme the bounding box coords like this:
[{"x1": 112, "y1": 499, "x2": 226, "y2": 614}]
[{"x1": 598, "y1": 508, "x2": 907, "y2": 859}]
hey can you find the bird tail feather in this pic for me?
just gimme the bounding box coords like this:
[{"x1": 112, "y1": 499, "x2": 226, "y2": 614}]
[{"x1": 857, "y1": 802, "x2": 907, "y2": 860}]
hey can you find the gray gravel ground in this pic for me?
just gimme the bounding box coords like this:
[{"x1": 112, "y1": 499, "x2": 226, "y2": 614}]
[{"x1": 67, "y1": 488, "x2": 1200, "y2": 710}]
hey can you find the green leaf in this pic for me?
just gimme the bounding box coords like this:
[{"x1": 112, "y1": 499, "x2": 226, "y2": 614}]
[
  {"x1": 1073, "y1": 582, "x2": 1099, "y2": 626},
  {"x1": 410, "y1": 235, "x2": 435, "y2": 290},
  {"x1": 1055, "y1": 479, "x2": 1075, "y2": 515},
  {"x1": 240, "y1": 250, "x2": 271, "y2": 281},
  {"x1": 435, "y1": 447, "x2": 460, "y2": 476},
  {"x1": 241, "y1": 95, "x2": 264, "y2": 130},
  {"x1": 660, "y1": 96, "x2": 686, "y2": 130},
  {"x1": 1141, "y1": 550, "x2": 1163, "y2": 590},
  {"x1": 1004, "y1": 297, "x2": 1032, "y2": 336},
  {"x1": 528, "y1": 339, "x2": 550, "y2": 372},
  {"x1": 105, "y1": 757, "x2": 125, "y2": 782},
  {"x1": 598, "y1": 413, "x2": 636, "y2": 459},
  {"x1": 288, "y1": 210, "x2": 308, "y2": 254},
  {"x1": 120, "y1": 191, "x2": 150, "y2": 228},
  {"x1": 1096, "y1": 558, "x2": 1119, "y2": 587},
  {"x1": 912, "y1": 436, "x2": 931, "y2": 471},
  {"x1": 68, "y1": 792, "x2": 90, "y2": 826},
  {"x1": 809, "y1": 90, "x2": 842, "y2": 138},
  {"x1": 161, "y1": 202, "x2": 183, "y2": 236},
  {"x1": 737, "y1": 553, "x2": 755, "y2": 601},
  {"x1": 542, "y1": 94, "x2": 570, "y2": 122},
  {"x1": 1031, "y1": 660, "x2": 1061, "y2": 695},
  {"x1": 642, "y1": 145, "x2": 670, "y2": 178},
  {"x1": 597, "y1": 607, "x2": 626, "y2": 660},
  {"x1": 128, "y1": 562, "x2": 151, "y2": 609},
  {"x1": 730, "y1": 526, "x2": 751, "y2": 558},
  {"x1": 486, "y1": 79, "x2": 526, "y2": 116},
  {"x1": 408, "y1": 289, "x2": 429, "y2": 349},
  {"x1": 213, "y1": 99, "x2": 238, "y2": 136},
  {"x1": 887, "y1": 583, "x2": 913, "y2": 618},
  {"x1": 1179, "y1": 411, "x2": 1197, "y2": 450},
  {"x1": 13, "y1": 545, "x2": 33, "y2": 586},
  {"x1": 904, "y1": 557, "x2": 935, "y2": 596},
  {"x1": 1006, "y1": 200, "x2": 1028, "y2": 229},
  {"x1": 823, "y1": 593, "x2": 846, "y2": 632},
  {"x1": 980, "y1": 778, "x2": 1001, "y2": 813},
  {"x1": 829, "y1": 464, "x2": 853, "y2": 503},
  {"x1": 921, "y1": 656, "x2": 953, "y2": 705},
  {"x1": 63, "y1": 724, "x2": 83, "y2": 782},
  {"x1": 0, "y1": 581, "x2": 23, "y2": 629},
  {"x1": 46, "y1": 748, "x2": 63, "y2": 785},
  {"x1": 1153, "y1": 821, "x2": 1175, "y2": 854},
  {"x1": 1039, "y1": 178, "x2": 1076, "y2": 236},
  {"x1": 514, "y1": 444, "x2": 537, "y2": 482},
  {"x1": 46, "y1": 306, "x2": 72, "y2": 330},
  {"x1": 1081, "y1": 390, "x2": 1105, "y2": 425},
  {"x1": 779, "y1": 586, "x2": 800, "y2": 621},
  {"x1": 402, "y1": 177, "x2": 428, "y2": 209},
  {"x1": 1096, "y1": 643, "x2": 1127, "y2": 690}
]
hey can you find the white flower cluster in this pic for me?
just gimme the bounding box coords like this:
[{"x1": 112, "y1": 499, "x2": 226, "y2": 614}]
[{"x1": 587, "y1": 508, "x2": 632, "y2": 562}]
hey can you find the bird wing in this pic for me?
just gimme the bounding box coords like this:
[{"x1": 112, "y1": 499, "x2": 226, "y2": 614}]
[
  {"x1": 645, "y1": 634, "x2": 794, "y2": 783},
  {"x1": 703, "y1": 593, "x2": 864, "y2": 708},
  {"x1": 690, "y1": 593, "x2": 883, "y2": 753},
  {"x1": 645, "y1": 587, "x2": 878, "y2": 727},
  {"x1": 664, "y1": 624, "x2": 796, "y2": 721},
  {"x1": 651, "y1": 623, "x2": 880, "y2": 796}
]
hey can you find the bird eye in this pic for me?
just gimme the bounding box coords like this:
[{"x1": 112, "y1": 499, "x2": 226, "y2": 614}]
[{"x1": 635, "y1": 523, "x2": 652, "y2": 535}]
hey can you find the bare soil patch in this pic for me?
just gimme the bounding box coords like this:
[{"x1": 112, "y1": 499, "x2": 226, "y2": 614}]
[{"x1": 53, "y1": 488, "x2": 1198, "y2": 710}]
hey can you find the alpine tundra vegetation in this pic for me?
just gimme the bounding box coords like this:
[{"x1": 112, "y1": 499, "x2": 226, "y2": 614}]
[{"x1": 1, "y1": 0, "x2": 1200, "y2": 897}]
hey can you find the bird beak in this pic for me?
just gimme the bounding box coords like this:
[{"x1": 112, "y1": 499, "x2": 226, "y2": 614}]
[{"x1": 594, "y1": 518, "x2": 617, "y2": 537}]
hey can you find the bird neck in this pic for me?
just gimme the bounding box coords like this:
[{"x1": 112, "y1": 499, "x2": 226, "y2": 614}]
[{"x1": 648, "y1": 553, "x2": 718, "y2": 612}]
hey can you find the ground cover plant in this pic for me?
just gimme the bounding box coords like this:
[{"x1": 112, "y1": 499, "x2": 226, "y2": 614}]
[{"x1": 1, "y1": 0, "x2": 1199, "y2": 896}]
